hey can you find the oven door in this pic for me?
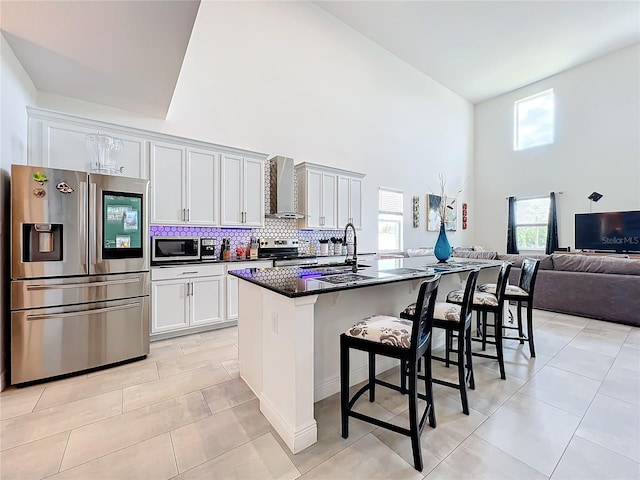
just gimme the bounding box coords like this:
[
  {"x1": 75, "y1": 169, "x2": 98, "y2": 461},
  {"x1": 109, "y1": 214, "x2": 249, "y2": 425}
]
[{"x1": 90, "y1": 173, "x2": 149, "y2": 275}]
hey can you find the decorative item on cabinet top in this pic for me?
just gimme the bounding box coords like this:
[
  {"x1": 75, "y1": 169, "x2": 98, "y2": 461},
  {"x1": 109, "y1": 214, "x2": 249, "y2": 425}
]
[{"x1": 86, "y1": 133, "x2": 125, "y2": 175}]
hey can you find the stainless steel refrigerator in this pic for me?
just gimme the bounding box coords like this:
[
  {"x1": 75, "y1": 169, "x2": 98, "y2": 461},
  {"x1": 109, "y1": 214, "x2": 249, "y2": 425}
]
[{"x1": 10, "y1": 165, "x2": 150, "y2": 385}]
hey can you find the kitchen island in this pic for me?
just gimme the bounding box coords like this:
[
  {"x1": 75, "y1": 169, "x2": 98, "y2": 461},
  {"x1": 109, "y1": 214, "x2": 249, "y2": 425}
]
[{"x1": 228, "y1": 256, "x2": 502, "y2": 454}]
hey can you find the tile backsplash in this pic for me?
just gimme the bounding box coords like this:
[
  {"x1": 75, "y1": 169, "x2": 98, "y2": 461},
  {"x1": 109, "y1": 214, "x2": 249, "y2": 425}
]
[{"x1": 149, "y1": 223, "x2": 346, "y2": 255}]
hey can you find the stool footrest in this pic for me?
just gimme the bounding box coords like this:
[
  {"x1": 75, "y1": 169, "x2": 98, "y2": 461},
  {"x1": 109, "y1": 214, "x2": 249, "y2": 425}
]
[
  {"x1": 433, "y1": 378, "x2": 461, "y2": 389},
  {"x1": 472, "y1": 351, "x2": 498, "y2": 360},
  {"x1": 349, "y1": 411, "x2": 412, "y2": 437}
]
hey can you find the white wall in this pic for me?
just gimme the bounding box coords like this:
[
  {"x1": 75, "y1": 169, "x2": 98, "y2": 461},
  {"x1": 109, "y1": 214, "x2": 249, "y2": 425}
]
[
  {"x1": 36, "y1": 1, "x2": 475, "y2": 253},
  {"x1": 474, "y1": 44, "x2": 640, "y2": 252},
  {"x1": 0, "y1": 33, "x2": 38, "y2": 390}
]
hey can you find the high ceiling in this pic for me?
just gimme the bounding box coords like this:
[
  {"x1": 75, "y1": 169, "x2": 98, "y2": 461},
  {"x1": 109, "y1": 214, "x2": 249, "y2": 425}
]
[
  {"x1": 1, "y1": 0, "x2": 638, "y2": 117},
  {"x1": 0, "y1": 0, "x2": 200, "y2": 117},
  {"x1": 316, "y1": 0, "x2": 640, "y2": 104}
]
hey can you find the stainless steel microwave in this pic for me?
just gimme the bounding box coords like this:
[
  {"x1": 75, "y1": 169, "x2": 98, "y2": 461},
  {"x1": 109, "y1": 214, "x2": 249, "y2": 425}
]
[{"x1": 151, "y1": 236, "x2": 200, "y2": 263}]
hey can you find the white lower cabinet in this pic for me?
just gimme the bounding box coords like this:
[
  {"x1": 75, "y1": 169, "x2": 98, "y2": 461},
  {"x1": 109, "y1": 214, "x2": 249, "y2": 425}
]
[
  {"x1": 151, "y1": 264, "x2": 225, "y2": 336},
  {"x1": 225, "y1": 261, "x2": 273, "y2": 321}
]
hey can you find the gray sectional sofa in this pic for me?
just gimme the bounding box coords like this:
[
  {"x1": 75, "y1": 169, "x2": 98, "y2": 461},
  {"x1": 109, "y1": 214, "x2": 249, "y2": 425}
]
[{"x1": 451, "y1": 250, "x2": 640, "y2": 326}]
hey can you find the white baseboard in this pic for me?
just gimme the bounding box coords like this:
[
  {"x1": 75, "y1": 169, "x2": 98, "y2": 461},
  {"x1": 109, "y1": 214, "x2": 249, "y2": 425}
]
[{"x1": 259, "y1": 393, "x2": 317, "y2": 454}]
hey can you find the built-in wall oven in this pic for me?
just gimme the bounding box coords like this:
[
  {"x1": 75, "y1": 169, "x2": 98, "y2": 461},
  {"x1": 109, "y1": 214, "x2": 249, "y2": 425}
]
[{"x1": 10, "y1": 165, "x2": 150, "y2": 385}]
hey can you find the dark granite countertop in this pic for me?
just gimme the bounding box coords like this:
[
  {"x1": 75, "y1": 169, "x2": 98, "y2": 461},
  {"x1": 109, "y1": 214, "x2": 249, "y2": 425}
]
[{"x1": 227, "y1": 256, "x2": 502, "y2": 298}]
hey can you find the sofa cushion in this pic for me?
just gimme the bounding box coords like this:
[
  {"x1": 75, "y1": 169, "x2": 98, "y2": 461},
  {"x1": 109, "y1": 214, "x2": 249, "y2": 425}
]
[
  {"x1": 551, "y1": 254, "x2": 640, "y2": 275},
  {"x1": 452, "y1": 250, "x2": 498, "y2": 260},
  {"x1": 497, "y1": 254, "x2": 553, "y2": 269}
]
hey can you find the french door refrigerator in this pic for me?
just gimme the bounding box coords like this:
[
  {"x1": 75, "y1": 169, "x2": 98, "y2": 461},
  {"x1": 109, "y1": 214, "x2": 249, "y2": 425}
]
[{"x1": 10, "y1": 165, "x2": 150, "y2": 385}]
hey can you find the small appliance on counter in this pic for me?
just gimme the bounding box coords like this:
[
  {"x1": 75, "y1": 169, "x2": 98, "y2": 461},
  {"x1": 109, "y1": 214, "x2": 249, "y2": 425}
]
[
  {"x1": 200, "y1": 238, "x2": 217, "y2": 261},
  {"x1": 152, "y1": 236, "x2": 200, "y2": 264}
]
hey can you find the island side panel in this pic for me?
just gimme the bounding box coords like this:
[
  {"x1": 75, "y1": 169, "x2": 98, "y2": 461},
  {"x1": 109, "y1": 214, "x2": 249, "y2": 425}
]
[
  {"x1": 238, "y1": 279, "x2": 319, "y2": 454},
  {"x1": 237, "y1": 280, "x2": 265, "y2": 396}
]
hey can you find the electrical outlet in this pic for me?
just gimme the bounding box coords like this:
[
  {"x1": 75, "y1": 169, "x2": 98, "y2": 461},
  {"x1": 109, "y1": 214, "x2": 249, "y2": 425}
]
[{"x1": 271, "y1": 312, "x2": 278, "y2": 334}]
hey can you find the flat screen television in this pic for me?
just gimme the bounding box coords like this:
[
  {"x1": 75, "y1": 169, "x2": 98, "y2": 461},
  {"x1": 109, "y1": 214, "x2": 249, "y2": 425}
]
[{"x1": 575, "y1": 211, "x2": 640, "y2": 253}]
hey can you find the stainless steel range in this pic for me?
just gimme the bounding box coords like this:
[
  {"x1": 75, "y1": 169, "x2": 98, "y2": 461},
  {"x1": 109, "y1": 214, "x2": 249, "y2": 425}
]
[
  {"x1": 10, "y1": 165, "x2": 150, "y2": 385},
  {"x1": 258, "y1": 238, "x2": 317, "y2": 267}
]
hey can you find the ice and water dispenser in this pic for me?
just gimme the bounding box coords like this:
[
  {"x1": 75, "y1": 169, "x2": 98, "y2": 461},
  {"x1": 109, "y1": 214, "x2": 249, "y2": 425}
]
[{"x1": 22, "y1": 223, "x2": 64, "y2": 262}]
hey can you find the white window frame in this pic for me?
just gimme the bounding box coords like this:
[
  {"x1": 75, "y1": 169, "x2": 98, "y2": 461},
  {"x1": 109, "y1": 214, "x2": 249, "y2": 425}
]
[
  {"x1": 515, "y1": 196, "x2": 550, "y2": 251},
  {"x1": 514, "y1": 89, "x2": 555, "y2": 151},
  {"x1": 378, "y1": 187, "x2": 403, "y2": 254}
]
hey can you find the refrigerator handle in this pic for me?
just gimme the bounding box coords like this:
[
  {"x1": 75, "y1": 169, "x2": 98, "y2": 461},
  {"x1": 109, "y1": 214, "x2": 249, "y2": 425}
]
[
  {"x1": 79, "y1": 181, "x2": 88, "y2": 268},
  {"x1": 26, "y1": 301, "x2": 141, "y2": 320},
  {"x1": 26, "y1": 277, "x2": 141, "y2": 290},
  {"x1": 89, "y1": 182, "x2": 98, "y2": 268}
]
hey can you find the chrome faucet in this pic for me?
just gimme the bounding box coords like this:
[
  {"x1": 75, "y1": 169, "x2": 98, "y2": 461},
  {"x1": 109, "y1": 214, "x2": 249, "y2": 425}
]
[{"x1": 344, "y1": 222, "x2": 358, "y2": 273}]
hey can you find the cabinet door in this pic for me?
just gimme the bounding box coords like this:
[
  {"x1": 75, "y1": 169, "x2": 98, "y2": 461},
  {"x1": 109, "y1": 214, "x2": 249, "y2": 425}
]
[
  {"x1": 350, "y1": 177, "x2": 363, "y2": 229},
  {"x1": 220, "y1": 154, "x2": 244, "y2": 225},
  {"x1": 150, "y1": 141, "x2": 186, "y2": 224},
  {"x1": 305, "y1": 169, "x2": 323, "y2": 229},
  {"x1": 187, "y1": 148, "x2": 219, "y2": 225},
  {"x1": 243, "y1": 158, "x2": 264, "y2": 227},
  {"x1": 226, "y1": 275, "x2": 239, "y2": 321},
  {"x1": 29, "y1": 118, "x2": 148, "y2": 178},
  {"x1": 337, "y1": 175, "x2": 351, "y2": 228},
  {"x1": 191, "y1": 276, "x2": 224, "y2": 326},
  {"x1": 151, "y1": 279, "x2": 189, "y2": 333},
  {"x1": 321, "y1": 172, "x2": 338, "y2": 229}
]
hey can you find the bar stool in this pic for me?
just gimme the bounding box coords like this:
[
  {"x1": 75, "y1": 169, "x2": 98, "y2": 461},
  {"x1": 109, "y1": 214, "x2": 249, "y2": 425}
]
[
  {"x1": 478, "y1": 258, "x2": 541, "y2": 357},
  {"x1": 340, "y1": 276, "x2": 440, "y2": 472},
  {"x1": 447, "y1": 262, "x2": 512, "y2": 380},
  {"x1": 399, "y1": 269, "x2": 480, "y2": 415}
]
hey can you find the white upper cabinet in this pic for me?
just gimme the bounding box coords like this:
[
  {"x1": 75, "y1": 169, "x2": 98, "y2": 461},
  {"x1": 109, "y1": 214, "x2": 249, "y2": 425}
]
[
  {"x1": 150, "y1": 141, "x2": 219, "y2": 225},
  {"x1": 187, "y1": 148, "x2": 219, "y2": 225},
  {"x1": 296, "y1": 163, "x2": 364, "y2": 230},
  {"x1": 220, "y1": 154, "x2": 265, "y2": 227},
  {"x1": 337, "y1": 174, "x2": 364, "y2": 229},
  {"x1": 296, "y1": 166, "x2": 337, "y2": 229},
  {"x1": 150, "y1": 141, "x2": 186, "y2": 224},
  {"x1": 28, "y1": 109, "x2": 148, "y2": 178}
]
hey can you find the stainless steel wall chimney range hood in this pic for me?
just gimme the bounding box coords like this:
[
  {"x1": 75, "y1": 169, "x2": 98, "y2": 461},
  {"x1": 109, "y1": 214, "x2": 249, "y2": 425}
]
[{"x1": 267, "y1": 156, "x2": 305, "y2": 219}]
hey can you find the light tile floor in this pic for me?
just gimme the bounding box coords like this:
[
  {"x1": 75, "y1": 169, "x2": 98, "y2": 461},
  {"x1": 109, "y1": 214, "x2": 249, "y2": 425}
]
[{"x1": 1, "y1": 309, "x2": 639, "y2": 479}]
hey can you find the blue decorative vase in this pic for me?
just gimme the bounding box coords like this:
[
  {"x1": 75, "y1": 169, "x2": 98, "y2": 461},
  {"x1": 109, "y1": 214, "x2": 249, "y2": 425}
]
[{"x1": 434, "y1": 223, "x2": 452, "y2": 262}]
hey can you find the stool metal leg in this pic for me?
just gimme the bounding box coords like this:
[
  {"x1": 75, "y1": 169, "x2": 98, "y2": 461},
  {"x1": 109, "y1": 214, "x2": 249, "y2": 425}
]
[
  {"x1": 369, "y1": 351, "x2": 376, "y2": 402},
  {"x1": 495, "y1": 311, "x2": 506, "y2": 380},
  {"x1": 465, "y1": 324, "x2": 475, "y2": 390},
  {"x1": 340, "y1": 336, "x2": 350, "y2": 439},
  {"x1": 527, "y1": 300, "x2": 536, "y2": 357},
  {"x1": 407, "y1": 360, "x2": 423, "y2": 472},
  {"x1": 517, "y1": 301, "x2": 525, "y2": 344},
  {"x1": 457, "y1": 327, "x2": 469, "y2": 415}
]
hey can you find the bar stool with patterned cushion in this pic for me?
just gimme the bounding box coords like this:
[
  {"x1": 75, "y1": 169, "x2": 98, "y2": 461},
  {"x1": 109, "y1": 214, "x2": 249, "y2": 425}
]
[
  {"x1": 399, "y1": 269, "x2": 480, "y2": 415},
  {"x1": 340, "y1": 276, "x2": 440, "y2": 472},
  {"x1": 446, "y1": 262, "x2": 512, "y2": 380},
  {"x1": 477, "y1": 258, "x2": 541, "y2": 357}
]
